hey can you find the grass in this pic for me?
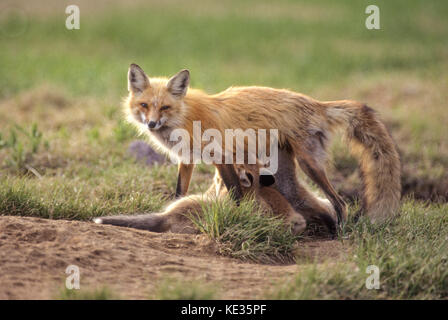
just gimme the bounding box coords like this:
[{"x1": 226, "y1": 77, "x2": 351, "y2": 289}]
[
  {"x1": 268, "y1": 200, "x2": 448, "y2": 299},
  {"x1": 1, "y1": 0, "x2": 447, "y2": 299},
  {"x1": 57, "y1": 287, "x2": 119, "y2": 300},
  {"x1": 0, "y1": 167, "x2": 170, "y2": 220},
  {"x1": 57, "y1": 277, "x2": 218, "y2": 300},
  {"x1": 192, "y1": 194, "x2": 299, "y2": 263},
  {"x1": 152, "y1": 277, "x2": 219, "y2": 300},
  {"x1": 0, "y1": 123, "x2": 48, "y2": 173}
]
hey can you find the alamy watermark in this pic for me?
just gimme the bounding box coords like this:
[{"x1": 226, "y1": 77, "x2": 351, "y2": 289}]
[
  {"x1": 365, "y1": 265, "x2": 380, "y2": 289},
  {"x1": 65, "y1": 264, "x2": 80, "y2": 290},
  {"x1": 365, "y1": 5, "x2": 380, "y2": 30},
  {"x1": 165, "y1": 121, "x2": 279, "y2": 174},
  {"x1": 65, "y1": 5, "x2": 80, "y2": 30}
]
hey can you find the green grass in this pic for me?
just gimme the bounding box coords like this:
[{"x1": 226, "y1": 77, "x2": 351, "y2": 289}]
[
  {"x1": 192, "y1": 194, "x2": 299, "y2": 263},
  {"x1": 0, "y1": 166, "x2": 170, "y2": 220},
  {"x1": 1, "y1": 0, "x2": 447, "y2": 299},
  {"x1": 1, "y1": 0, "x2": 448, "y2": 97},
  {"x1": 0, "y1": 123, "x2": 48, "y2": 173},
  {"x1": 152, "y1": 277, "x2": 219, "y2": 300},
  {"x1": 57, "y1": 287, "x2": 119, "y2": 300},
  {"x1": 268, "y1": 200, "x2": 448, "y2": 299}
]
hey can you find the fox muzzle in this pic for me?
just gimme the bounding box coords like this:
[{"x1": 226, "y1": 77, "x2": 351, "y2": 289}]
[{"x1": 148, "y1": 121, "x2": 157, "y2": 129}]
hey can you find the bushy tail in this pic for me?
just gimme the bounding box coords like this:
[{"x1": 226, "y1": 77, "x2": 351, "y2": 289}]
[
  {"x1": 94, "y1": 213, "x2": 167, "y2": 232},
  {"x1": 324, "y1": 100, "x2": 401, "y2": 222}
]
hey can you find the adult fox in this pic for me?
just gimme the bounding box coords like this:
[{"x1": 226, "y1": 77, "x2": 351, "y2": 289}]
[
  {"x1": 94, "y1": 165, "x2": 315, "y2": 235},
  {"x1": 125, "y1": 64, "x2": 401, "y2": 224}
]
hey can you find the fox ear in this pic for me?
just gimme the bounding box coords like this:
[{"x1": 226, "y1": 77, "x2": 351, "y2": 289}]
[
  {"x1": 240, "y1": 172, "x2": 254, "y2": 188},
  {"x1": 259, "y1": 174, "x2": 275, "y2": 187},
  {"x1": 128, "y1": 64, "x2": 150, "y2": 93},
  {"x1": 167, "y1": 69, "x2": 190, "y2": 98}
]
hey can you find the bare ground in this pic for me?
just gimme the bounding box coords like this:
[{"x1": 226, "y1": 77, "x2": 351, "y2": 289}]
[{"x1": 0, "y1": 216, "x2": 346, "y2": 300}]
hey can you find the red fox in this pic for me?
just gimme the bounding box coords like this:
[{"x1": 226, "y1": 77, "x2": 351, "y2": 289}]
[
  {"x1": 94, "y1": 165, "x2": 308, "y2": 235},
  {"x1": 125, "y1": 64, "x2": 401, "y2": 223}
]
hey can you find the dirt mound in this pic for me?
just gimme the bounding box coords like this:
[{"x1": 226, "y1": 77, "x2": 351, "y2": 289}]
[{"x1": 0, "y1": 216, "x2": 345, "y2": 299}]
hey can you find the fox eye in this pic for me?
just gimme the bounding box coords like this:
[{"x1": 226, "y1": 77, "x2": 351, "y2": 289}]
[
  {"x1": 140, "y1": 103, "x2": 148, "y2": 109},
  {"x1": 160, "y1": 105, "x2": 171, "y2": 111}
]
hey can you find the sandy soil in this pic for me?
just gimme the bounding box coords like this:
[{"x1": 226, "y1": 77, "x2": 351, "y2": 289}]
[{"x1": 0, "y1": 216, "x2": 345, "y2": 299}]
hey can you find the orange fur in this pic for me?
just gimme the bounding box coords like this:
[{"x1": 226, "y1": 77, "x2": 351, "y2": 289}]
[{"x1": 124, "y1": 65, "x2": 401, "y2": 222}]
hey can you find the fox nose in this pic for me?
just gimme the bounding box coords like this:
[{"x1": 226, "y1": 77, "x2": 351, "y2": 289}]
[{"x1": 148, "y1": 121, "x2": 156, "y2": 129}]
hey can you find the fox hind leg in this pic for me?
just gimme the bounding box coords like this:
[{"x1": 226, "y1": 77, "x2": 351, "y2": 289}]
[
  {"x1": 296, "y1": 151, "x2": 347, "y2": 225},
  {"x1": 273, "y1": 147, "x2": 337, "y2": 235}
]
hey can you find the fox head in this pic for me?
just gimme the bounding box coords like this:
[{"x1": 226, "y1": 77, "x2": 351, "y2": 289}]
[
  {"x1": 235, "y1": 163, "x2": 276, "y2": 190},
  {"x1": 125, "y1": 64, "x2": 190, "y2": 131},
  {"x1": 212, "y1": 164, "x2": 276, "y2": 198}
]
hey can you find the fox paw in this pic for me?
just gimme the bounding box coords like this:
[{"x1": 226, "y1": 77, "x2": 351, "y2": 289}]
[{"x1": 289, "y1": 214, "x2": 306, "y2": 235}]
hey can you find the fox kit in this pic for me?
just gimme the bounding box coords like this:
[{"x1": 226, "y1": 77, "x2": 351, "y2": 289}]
[
  {"x1": 269, "y1": 149, "x2": 338, "y2": 234},
  {"x1": 125, "y1": 64, "x2": 401, "y2": 224},
  {"x1": 234, "y1": 163, "x2": 307, "y2": 235},
  {"x1": 95, "y1": 165, "x2": 307, "y2": 235},
  {"x1": 237, "y1": 163, "x2": 337, "y2": 235}
]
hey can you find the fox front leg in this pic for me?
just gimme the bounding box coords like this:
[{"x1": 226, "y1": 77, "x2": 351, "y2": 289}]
[
  {"x1": 215, "y1": 164, "x2": 243, "y2": 205},
  {"x1": 175, "y1": 163, "x2": 195, "y2": 198}
]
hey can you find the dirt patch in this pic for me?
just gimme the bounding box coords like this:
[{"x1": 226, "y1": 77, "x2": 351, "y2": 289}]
[
  {"x1": 331, "y1": 168, "x2": 448, "y2": 204},
  {"x1": 0, "y1": 216, "x2": 346, "y2": 299}
]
